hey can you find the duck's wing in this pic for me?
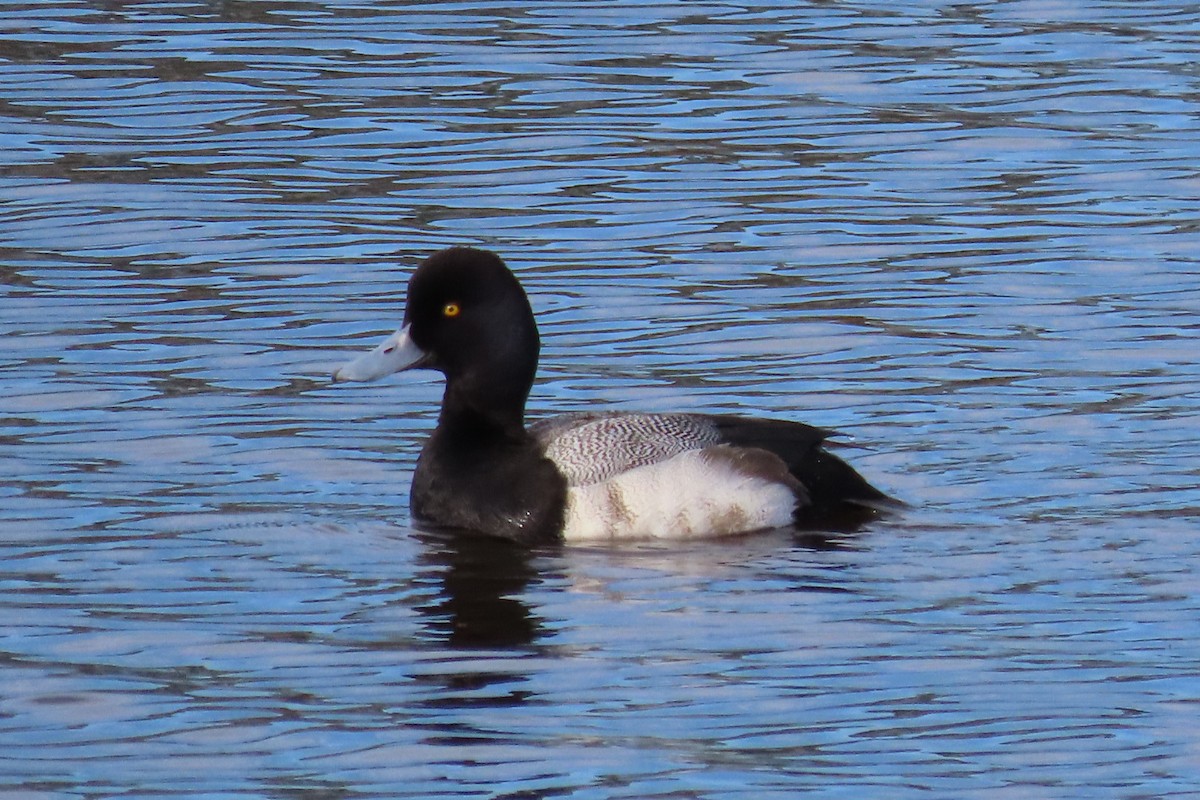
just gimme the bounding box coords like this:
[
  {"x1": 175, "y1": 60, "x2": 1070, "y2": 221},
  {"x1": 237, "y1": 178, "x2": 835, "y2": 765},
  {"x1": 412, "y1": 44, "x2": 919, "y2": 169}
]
[
  {"x1": 529, "y1": 412, "x2": 723, "y2": 486},
  {"x1": 706, "y1": 414, "x2": 896, "y2": 511}
]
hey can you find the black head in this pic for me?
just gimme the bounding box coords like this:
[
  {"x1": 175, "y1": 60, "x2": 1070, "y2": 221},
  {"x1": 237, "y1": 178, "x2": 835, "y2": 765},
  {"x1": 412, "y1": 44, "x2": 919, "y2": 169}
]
[{"x1": 404, "y1": 247, "x2": 541, "y2": 425}]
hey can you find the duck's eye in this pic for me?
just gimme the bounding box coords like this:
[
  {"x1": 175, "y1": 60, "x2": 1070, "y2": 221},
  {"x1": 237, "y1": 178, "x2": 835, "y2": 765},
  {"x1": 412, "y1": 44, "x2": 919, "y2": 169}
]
[{"x1": 442, "y1": 302, "x2": 461, "y2": 318}]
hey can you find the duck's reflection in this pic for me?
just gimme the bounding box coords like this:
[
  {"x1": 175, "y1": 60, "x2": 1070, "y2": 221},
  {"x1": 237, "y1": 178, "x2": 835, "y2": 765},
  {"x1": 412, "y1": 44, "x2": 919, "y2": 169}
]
[
  {"x1": 411, "y1": 518, "x2": 868, "y2": 650},
  {"x1": 415, "y1": 529, "x2": 546, "y2": 649}
]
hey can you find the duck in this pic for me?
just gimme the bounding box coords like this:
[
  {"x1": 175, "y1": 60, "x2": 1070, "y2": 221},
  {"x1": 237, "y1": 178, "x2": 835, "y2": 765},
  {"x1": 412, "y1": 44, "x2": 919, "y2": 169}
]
[{"x1": 333, "y1": 246, "x2": 896, "y2": 543}]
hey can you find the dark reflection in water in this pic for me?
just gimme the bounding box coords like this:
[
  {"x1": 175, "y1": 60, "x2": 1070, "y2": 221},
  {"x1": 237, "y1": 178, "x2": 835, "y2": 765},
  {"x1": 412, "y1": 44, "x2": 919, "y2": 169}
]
[
  {"x1": 416, "y1": 530, "x2": 545, "y2": 649},
  {"x1": 3, "y1": 0, "x2": 1200, "y2": 797},
  {"x1": 414, "y1": 525, "x2": 859, "y2": 650}
]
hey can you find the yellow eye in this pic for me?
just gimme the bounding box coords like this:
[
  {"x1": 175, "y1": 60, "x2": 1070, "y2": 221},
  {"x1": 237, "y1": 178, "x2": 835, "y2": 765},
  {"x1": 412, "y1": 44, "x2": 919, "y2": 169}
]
[{"x1": 442, "y1": 302, "x2": 461, "y2": 318}]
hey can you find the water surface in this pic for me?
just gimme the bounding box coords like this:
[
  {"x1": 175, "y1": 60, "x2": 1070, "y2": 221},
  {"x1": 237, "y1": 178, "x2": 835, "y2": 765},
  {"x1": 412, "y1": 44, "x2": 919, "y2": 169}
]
[{"x1": 2, "y1": 2, "x2": 1199, "y2": 797}]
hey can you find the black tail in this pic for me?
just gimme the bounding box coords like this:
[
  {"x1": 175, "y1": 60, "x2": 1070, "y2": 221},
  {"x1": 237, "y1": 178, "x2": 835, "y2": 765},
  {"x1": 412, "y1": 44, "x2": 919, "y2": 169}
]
[{"x1": 708, "y1": 414, "x2": 900, "y2": 532}]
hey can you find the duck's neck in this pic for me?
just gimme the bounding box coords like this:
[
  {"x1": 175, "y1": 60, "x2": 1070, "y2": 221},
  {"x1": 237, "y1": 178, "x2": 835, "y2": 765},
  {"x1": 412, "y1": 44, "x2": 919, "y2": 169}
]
[
  {"x1": 440, "y1": 373, "x2": 529, "y2": 441},
  {"x1": 437, "y1": 318, "x2": 539, "y2": 442}
]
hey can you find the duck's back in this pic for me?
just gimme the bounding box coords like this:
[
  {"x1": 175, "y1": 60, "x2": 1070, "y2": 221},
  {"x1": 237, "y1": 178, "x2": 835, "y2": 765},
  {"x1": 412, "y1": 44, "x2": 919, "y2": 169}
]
[{"x1": 530, "y1": 412, "x2": 723, "y2": 485}]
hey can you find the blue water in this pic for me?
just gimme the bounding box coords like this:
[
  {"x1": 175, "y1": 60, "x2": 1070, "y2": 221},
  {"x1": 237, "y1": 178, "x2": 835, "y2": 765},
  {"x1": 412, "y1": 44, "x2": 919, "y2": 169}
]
[{"x1": 2, "y1": 1, "x2": 1199, "y2": 797}]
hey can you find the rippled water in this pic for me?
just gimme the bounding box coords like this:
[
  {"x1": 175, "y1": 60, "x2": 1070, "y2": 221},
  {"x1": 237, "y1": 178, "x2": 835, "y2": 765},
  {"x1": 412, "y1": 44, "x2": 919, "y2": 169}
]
[{"x1": 3, "y1": 1, "x2": 1199, "y2": 797}]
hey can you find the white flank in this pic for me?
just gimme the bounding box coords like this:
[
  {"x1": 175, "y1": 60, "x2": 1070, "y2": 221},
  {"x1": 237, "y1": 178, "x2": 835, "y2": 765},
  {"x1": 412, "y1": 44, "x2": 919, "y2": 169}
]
[{"x1": 561, "y1": 449, "x2": 797, "y2": 541}]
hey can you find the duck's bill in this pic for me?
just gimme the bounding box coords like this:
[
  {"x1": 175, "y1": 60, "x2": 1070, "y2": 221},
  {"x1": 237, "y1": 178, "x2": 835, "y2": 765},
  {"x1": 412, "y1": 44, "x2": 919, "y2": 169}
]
[{"x1": 333, "y1": 324, "x2": 428, "y2": 382}]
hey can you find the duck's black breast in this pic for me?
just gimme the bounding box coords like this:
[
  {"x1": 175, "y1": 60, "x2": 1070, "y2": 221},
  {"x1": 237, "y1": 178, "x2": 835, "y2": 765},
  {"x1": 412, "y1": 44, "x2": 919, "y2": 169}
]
[{"x1": 410, "y1": 425, "x2": 568, "y2": 544}]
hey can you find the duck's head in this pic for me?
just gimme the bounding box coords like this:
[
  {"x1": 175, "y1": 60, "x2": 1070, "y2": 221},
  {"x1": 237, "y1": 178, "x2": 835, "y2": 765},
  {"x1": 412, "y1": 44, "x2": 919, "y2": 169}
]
[{"x1": 334, "y1": 247, "x2": 541, "y2": 422}]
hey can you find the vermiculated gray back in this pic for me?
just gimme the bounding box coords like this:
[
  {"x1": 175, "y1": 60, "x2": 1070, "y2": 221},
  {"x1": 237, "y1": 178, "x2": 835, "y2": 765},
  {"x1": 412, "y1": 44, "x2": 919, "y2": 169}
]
[{"x1": 530, "y1": 412, "x2": 723, "y2": 486}]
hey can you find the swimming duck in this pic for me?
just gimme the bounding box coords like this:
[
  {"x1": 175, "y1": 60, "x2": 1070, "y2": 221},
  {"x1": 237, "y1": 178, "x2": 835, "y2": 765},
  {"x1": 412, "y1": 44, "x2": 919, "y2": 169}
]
[{"x1": 334, "y1": 247, "x2": 895, "y2": 543}]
